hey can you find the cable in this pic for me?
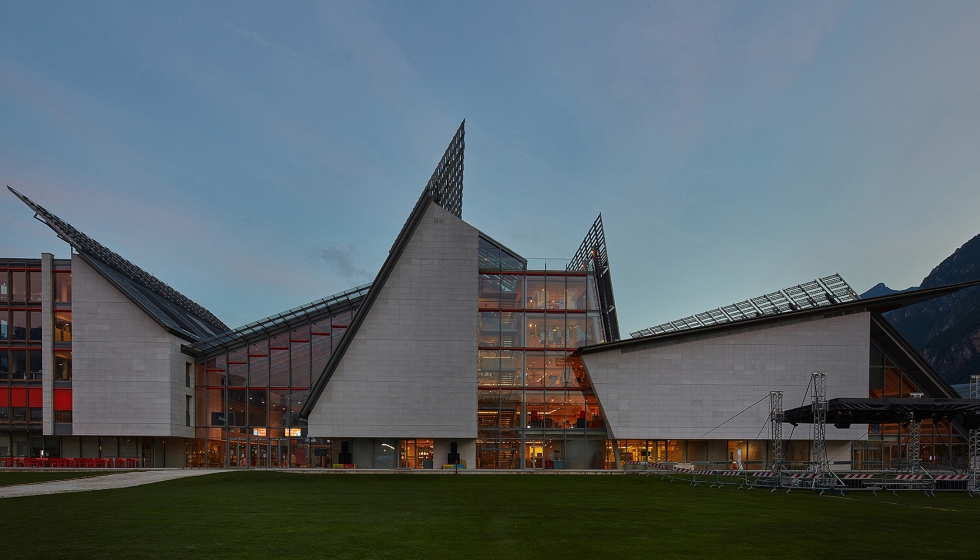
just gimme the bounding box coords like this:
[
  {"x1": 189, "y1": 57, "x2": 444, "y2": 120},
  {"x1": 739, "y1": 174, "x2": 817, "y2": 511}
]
[{"x1": 697, "y1": 394, "x2": 770, "y2": 439}]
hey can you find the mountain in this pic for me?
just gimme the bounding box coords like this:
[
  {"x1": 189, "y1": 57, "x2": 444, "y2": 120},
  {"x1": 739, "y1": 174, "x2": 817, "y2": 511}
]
[
  {"x1": 859, "y1": 283, "x2": 917, "y2": 299},
  {"x1": 877, "y1": 233, "x2": 980, "y2": 385}
]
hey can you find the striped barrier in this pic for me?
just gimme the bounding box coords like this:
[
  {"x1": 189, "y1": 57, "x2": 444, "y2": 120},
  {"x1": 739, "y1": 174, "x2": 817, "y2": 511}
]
[
  {"x1": 840, "y1": 473, "x2": 875, "y2": 480},
  {"x1": 933, "y1": 474, "x2": 971, "y2": 481}
]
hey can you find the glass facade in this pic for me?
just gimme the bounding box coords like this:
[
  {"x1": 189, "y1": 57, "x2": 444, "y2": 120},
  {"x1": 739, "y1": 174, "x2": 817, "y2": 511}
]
[
  {"x1": 188, "y1": 308, "x2": 357, "y2": 468},
  {"x1": 476, "y1": 237, "x2": 610, "y2": 469},
  {"x1": 0, "y1": 259, "x2": 72, "y2": 459},
  {"x1": 852, "y1": 340, "x2": 968, "y2": 470}
]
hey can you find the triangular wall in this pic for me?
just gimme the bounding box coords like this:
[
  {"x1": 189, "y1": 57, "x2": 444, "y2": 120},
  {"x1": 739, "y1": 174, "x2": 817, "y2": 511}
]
[{"x1": 307, "y1": 201, "x2": 479, "y2": 438}]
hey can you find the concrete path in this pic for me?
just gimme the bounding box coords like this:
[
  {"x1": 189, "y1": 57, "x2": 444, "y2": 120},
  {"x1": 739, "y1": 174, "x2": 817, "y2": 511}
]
[{"x1": 0, "y1": 470, "x2": 219, "y2": 499}]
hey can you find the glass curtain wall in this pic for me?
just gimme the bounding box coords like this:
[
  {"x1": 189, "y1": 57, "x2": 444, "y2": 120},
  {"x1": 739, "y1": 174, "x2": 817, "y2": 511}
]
[
  {"x1": 853, "y1": 341, "x2": 968, "y2": 470},
  {"x1": 191, "y1": 308, "x2": 356, "y2": 468},
  {"x1": 0, "y1": 262, "x2": 55, "y2": 458},
  {"x1": 476, "y1": 237, "x2": 610, "y2": 470}
]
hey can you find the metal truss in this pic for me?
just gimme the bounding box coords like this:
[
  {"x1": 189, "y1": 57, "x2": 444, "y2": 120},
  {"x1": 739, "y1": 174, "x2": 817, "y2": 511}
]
[
  {"x1": 770, "y1": 391, "x2": 784, "y2": 471},
  {"x1": 568, "y1": 214, "x2": 620, "y2": 341},
  {"x1": 630, "y1": 274, "x2": 861, "y2": 338},
  {"x1": 424, "y1": 121, "x2": 465, "y2": 218},
  {"x1": 971, "y1": 376, "x2": 980, "y2": 472},
  {"x1": 811, "y1": 372, "x2": 828, "y2": 475},
  {"x1": 7, "y1": 186, "x2": 229, "y2": 333}
]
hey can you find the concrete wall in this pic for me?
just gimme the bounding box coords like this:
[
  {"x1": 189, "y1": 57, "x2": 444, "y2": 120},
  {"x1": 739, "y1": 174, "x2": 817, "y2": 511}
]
[
  {"x1": 308, "y1": 202, "x2": 479, "y2": 439},
  {"x1": 71, "y1": 254, "x2": 195, "y2": 437},
  {"x1": 581, "y1": 313, "x2": 871, "y2": 441},
  {"x1": 41, "y1": 253, "x2": 54, "y2": 435}
]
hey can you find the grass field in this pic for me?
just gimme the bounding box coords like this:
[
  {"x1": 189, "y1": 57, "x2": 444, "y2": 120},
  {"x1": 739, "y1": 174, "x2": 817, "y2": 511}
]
[
  {"x1": 0, "y1": 471, "x2": 111, "y2": 487},
  {"x1": 1, "y1": 471, "x2": 977, "y2": 559}
]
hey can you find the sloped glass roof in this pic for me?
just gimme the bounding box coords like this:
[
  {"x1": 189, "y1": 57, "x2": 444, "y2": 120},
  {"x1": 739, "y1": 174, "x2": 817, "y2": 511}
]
[{"x1": 630, "y1": 273, "x2": 861, "y2": 338}]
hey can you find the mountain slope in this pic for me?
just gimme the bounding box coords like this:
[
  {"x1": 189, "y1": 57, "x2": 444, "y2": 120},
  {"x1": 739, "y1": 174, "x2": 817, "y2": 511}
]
[
  {"x1": 860, "y1": 283, "x2": 917, "y2": 299},
  {"x1": 883, "y1": 233, "x2": 980, "y2": 385}
]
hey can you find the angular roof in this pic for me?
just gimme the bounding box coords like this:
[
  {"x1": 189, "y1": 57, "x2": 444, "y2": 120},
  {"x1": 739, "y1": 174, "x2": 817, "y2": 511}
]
[
  {"x1": 300, "y1": 121, "x2": 465, "y2": 418},
  {"x1": 576, "y1": 279, "x2": 980, "y2": 356},
  {"x1": 630, "y1": 274, "x2": 860, "y2": 338},
  {"x1": 568, "y1": 214, "x2": 620, "y2": 341},
  {"x1": 184, "y1": 283, "x2": 371, "y2": 356},
  {"x1": 8, "y1": 186, "x2": 228, "y2": 340}
]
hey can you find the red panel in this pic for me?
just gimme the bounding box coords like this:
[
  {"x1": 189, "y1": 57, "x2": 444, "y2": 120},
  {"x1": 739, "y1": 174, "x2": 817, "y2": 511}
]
[
  {"x1": 28, "y1": 387, "x2": 42, "y2": 407},
  {"x1": 11, "y1": 388, "x2": 27, "y2": 407},
  {"x1": 54, "y1": 388, "x2": 72, "y2": 411},
  {"x1": 0, "y1": 389, "x2": 7, "y2": 407}
]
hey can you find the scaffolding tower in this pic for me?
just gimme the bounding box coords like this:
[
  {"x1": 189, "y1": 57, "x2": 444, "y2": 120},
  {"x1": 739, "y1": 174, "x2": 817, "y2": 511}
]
[
  {"x1": 810, "y1": 372, "x2": 828, "y2": 476},
  {"x1": 770, "y1": 391, "x2": 783, "y2": 471},
  {"x1": 970, "y1": 376, "x2": 980, "y2": 493},
  {"x1": 907, "y1": 392, "x2": 924, "y2": 474}
]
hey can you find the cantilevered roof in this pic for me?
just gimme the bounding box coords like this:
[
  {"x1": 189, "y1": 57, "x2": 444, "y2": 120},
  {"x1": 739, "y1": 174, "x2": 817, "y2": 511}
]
[
  {"x1": 568, "y1": 214, "x2": 620, "y2": 341},
  {"x1": 8, "y1": 186, "x2": 228, "y2": 340},
  {"x1": 576, "y1": 279, "x2": 980, "y2": 356},
  {"x1": 782, "y1": 398, "x2": 980, "y2": 428},
  {"x1": 184, "y1": 283, "x2": 371, "y2": 356},
  {"x1": 300, "y1": 121, "x2": 465, "y2": 418},
  {"x1": 630, "y1": 274, "x2": 860, "y2": 338}
]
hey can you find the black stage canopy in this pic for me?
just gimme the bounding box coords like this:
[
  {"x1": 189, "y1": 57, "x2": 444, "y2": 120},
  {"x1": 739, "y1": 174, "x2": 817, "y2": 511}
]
[{"x1": 783, "y1": 398, "x2": 980, "y2": 429}]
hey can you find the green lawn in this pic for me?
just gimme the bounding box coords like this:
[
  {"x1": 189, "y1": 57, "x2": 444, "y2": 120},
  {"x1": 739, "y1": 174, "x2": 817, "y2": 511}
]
[
  {"x1": 1, "y1": 471, "x2": 977, "y2": 559},
  {"x1": 0, "y1": 471, "x2": 111, "y2": 487}
]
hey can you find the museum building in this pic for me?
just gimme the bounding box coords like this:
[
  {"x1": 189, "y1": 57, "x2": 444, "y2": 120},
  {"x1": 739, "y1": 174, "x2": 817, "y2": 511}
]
[{"x1": 2, "y1": 122, "x2": 977, "y2": 470}]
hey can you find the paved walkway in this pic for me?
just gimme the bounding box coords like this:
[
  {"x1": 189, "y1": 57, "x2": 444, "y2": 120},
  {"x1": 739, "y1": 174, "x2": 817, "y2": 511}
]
[{"x1": 0, "y1": 470, "x2": 219, "y2": 499}]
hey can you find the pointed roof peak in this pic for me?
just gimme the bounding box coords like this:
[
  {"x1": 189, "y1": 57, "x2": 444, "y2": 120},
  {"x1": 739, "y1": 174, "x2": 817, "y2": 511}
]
[
  {"x1": 424, "y1": 120, "x2": 465, "y2": 218},
  {"x1": 7, "y1": 185, "x2": 229, "y2": 338}
]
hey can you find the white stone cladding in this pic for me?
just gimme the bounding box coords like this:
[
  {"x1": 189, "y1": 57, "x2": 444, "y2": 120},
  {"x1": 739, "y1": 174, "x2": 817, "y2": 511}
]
[
  {"x1": 41, "y1": 253, "x2": 54, "y2": 435},
  {"x1": 70, "y1": 254, "x2": 194, "y2": 437},
  {"x1": 581, "y1": 312, "x2": 871, "y2": 441},
  {"x1": 308, "y1": 202, "x2": 479, "y2": 439}
]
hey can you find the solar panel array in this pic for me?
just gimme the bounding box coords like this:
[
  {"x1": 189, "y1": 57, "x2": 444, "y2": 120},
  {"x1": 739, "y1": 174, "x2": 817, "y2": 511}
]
[
  {"x1": 8, "y1": 186, "x2": 229, "y2": 334},
  {"x1": 629, "y1": 274, "x2": 861, "y2": 338}
]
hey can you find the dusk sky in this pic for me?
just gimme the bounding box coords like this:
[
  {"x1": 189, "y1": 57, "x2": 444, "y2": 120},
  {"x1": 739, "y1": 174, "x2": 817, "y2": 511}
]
[{"x1": 2, "y1": 1, "x2": 979, "y2": 333}]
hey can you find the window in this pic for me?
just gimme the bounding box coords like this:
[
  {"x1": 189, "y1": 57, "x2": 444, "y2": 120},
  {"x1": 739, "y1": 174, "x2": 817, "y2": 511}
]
[
  {"x1": 29, "y1": 351, "x2": 41, "y2": 380},
  {"x1": 0, "y1": 270, "x2": 8, "y2": 302},
  {"x1": 54, "y1": 350, "x2": 72, "y2": 381},
  {"x1": 11, "y1": 271, "x2": 25, "y2": 302},
  {"x1": 11, "y1": 350, "x2": 26, "y2": 380},
  {"x1": 29, "y1": 310, "x2": 41, "y2": 341},
  {"x1": 54, "y1": 311, "x2": 71, "y2": 342},
  {"x1": 28, "y1": 271, "x2": 41, "y2": 302},
  {"x1": 12, "y1": 310, "x2": 26, "y2": 340},
  {"x1": 55, "y1": 410, "x2": 72, "y2": 423},
  {"x1": 54, "y1": 272, "x2": 71, "y2": 303},
  {"x1": 185, "y1": 363, "x2": 191, "y2": 388},
  {"x1": 186, "y1": 395, "x2": 192, "y2": 427},
  {"x1": 29, "y1": 408, "x2": 42, "y2": 422},
  {"x1": 0, "y1": 353, "x2": 7, "y2": 379},
  {"x1": 0, "y1": 313, "x2": 7, "y2": 340}
]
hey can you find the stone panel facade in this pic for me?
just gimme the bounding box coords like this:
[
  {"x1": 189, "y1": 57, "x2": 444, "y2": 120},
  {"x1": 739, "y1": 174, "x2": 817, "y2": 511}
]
[
  {"x1": 308, "y1": 202, "x2": 479, "y2": 439},
  {"x1": 581, "y1": 313, "x2": 871, "y2": 441}
]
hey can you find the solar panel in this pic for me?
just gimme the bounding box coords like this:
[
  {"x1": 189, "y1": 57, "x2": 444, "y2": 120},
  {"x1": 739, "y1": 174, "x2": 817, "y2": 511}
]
[{"x1": 629, "y1": 274, "x2": 860, "y2": 338}]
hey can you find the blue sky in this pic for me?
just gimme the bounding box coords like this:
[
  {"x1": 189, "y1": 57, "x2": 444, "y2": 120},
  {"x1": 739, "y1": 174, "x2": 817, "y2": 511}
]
[{"x1": 2, "y1": 1, "x2": 979, "y2": 332}]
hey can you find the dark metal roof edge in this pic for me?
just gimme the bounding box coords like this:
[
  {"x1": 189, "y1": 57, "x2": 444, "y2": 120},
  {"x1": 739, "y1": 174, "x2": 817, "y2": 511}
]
[
  {"x1": 76, "y1": 252, "x2": 198, "y2": 343},
  {"x1": 870, "y1": 313, "x2": 959, "y2": 399},
  {"x1": 574, "y1": 279, "x2": 980, "y2": 356},
  {"x1": 299, "y1": 193, "x2": 436, "y2": 418}
]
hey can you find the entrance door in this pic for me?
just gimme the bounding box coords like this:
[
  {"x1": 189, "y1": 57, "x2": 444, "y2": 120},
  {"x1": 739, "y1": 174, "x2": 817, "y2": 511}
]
[
  {"x1": 229, "y1": 439, "x2": 246, "y2": 467},
  {"x1": 250, "y1": 439, "x2": 267, "y2": 468}
]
